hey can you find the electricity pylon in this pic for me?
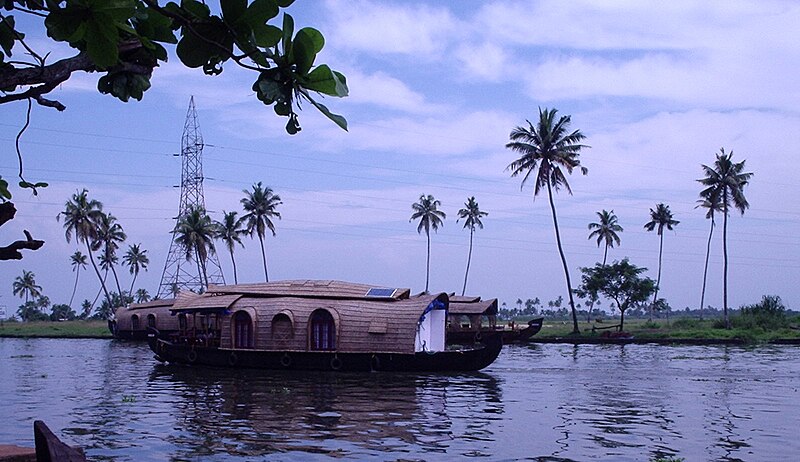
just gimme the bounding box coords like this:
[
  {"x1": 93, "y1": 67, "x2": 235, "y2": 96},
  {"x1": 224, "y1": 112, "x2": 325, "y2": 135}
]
[{"x1": 156, "y1": 97, "x2": 225, "y2": 298}]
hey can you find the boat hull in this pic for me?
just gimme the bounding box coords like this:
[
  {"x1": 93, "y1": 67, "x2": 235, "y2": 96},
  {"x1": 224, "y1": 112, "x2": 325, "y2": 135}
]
[
  {"x1": 149, "y1": 334, "x2": 502, "y2": 372},
  {"x1": 448, "y1": 318, "x2": 543, "y2": 345}
]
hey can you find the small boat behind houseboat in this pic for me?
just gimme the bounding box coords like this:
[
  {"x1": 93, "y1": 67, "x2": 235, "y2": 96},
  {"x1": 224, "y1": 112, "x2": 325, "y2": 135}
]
[
  {"x1": 148, "y1": 280, "x2": 502, "y2": 372},
  {"x1": 447, "y1": 295, "x2": 543, "y2": 345}
]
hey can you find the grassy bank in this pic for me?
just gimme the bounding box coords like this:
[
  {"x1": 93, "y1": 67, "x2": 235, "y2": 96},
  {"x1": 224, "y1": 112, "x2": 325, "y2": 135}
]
[
  {"x1": 533, "y1": 318, "x2": 800, "y2": 344},
  {"x1": 0, "y1": 320, "x2": 112, "y2": 338}
]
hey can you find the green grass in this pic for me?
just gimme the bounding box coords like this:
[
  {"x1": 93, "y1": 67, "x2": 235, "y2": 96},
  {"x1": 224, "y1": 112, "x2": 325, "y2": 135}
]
[
  {"x1": 0, "y1": 320, "x2": 112, "y2": 338},
  {"x1": 533, "y1": 317, "x2": 800, "y2": 343}
]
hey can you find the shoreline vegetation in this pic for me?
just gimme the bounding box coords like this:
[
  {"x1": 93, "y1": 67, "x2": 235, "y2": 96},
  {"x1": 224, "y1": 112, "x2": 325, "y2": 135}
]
[{"x1": 2, "y1": 318, "x2": 799, "y2": 345}]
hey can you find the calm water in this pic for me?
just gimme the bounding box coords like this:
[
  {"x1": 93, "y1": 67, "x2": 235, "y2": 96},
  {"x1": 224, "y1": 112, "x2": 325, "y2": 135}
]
[{"x1": 1, "y1": 338, "x2": 798, "y2": 461}]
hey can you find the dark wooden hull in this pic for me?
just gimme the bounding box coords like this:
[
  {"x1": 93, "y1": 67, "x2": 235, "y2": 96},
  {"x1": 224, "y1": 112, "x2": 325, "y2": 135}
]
[
  {"x1": 448, "y1": 318, "x2": 543, "y2": 345},
  {"x1": 108, "y1": 320, "x2": 177, "y2": 341},
  {"x1": 148, "y1": 334, "x2": 502, "y2": 372}
]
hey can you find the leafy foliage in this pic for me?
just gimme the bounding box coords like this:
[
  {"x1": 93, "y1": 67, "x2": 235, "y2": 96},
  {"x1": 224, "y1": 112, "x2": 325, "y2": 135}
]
[
  {"x1": 1, "y1": 0, "x2": 348, "y2": 133},
  {"x1": 579, "y1": 259, "x2": 657, "y2": 331},
  {"x1": 732, "y1": 295, "x2": 787, "y2": 331}
]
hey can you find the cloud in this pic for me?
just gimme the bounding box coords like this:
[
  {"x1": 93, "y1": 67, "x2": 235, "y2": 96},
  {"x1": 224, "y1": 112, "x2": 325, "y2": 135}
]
[{"x1": 323, "y1": 0, "x2": 460, "y2": 57}]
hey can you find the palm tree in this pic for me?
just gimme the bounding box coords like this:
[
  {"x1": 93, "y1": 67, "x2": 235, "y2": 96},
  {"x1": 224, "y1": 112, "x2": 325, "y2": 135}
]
[
  {"x1": 644, "y1": 203, "x2": 679, "y2": 318},
  {"x1": 214, "y1": 211, "x2": 247, "y2": 284},
  {"x1": 457, "y1": 196, "x2": 487, "y2": 295},
  {"x1": 506, "y1": 107, "x2": 588, "y2": 334},
  {"x1": 410, "y1": 194, "x2": 446, "y2": 293},
  {"x1": 69, "y1": 251, "x2": 87, "y2": 307},
  {"x1": 695, "y1": 195, "x2": 723, "y2": 318},
  {"x1": 173, "y1": 205, "x2": 217, "y2": 290},
  {"x1": 587, "y1": 210, "x2": 623, "y2": 266},
  {"x1": 57, "y1": 189, "x2": 111, "y2": 307},
  {"x1": 123, "y1": 243, "x2": 149, "y2": 297},
  {"x1": 698, "y1": 148, "x2": 753, "y2": 328},
  {"x1": 241, "y1": 182, "x2": 282, "y2": 282},
  {"x1": 93, "y1": 213, "x2": 126, "y2": 296},
  {"x1": 12, "y1": 270, "x2": 42, "y2": 303},
  {"x1": 135, "y1": 288, "x2": 151, "y2": 303}
]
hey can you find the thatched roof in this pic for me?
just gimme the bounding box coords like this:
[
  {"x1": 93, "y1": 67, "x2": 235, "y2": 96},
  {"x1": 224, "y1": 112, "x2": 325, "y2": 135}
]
[
  {"x1": 449, "y1": 297, "x2": 498, "y2": 316},
  {"x1": 207, "y1": 280, "x2": 411, "y2": 301}
]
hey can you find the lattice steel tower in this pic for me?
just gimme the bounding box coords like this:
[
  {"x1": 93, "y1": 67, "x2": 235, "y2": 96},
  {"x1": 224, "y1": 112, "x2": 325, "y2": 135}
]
[{"x1": 156, "y1": 97, "x2": 225, "y2": 297}]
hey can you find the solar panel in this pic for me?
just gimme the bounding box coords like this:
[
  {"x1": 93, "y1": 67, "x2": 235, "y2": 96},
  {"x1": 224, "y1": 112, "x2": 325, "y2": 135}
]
[{"x1": 366, "y1": 288, "x2": 396, "y2": 298}]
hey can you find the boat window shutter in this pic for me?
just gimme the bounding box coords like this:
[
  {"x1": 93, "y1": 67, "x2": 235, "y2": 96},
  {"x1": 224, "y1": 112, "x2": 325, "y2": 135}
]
[{"x1": 271, "y1": 313, "x2": 293, "y2": 348}]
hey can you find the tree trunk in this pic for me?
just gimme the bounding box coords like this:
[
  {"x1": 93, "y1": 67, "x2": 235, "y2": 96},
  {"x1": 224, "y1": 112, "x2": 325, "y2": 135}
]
[
  {"x1": 699, "y1": 218, "x2": 714, "y2": 320},
  {"x1": 547, "y1": 181, "x2": 579, "y2": 334},
  {"x1": 461, "y1": 228, "x2": 474, "y2": 296},
  {"x1": 258, "y1": 233, "x2": 269, "y2": 282},
  {"x1": 425, "y1": 231, "x2": 431, "y2": 293},
  {"x1": 128, "y1": 270, "x2": 138, "y2": 299},
  {"x1": 602, "y1": 243, "x2": 608, "y2": 267},
  {"x1": 651, "y1": 232, "x2": 664, "y2": 320},
  {"x1": 69, "y1": 267, "x2": 80, "y2": 308},
  {"x1": 85, "y1": 238, "x2": 112, "y2": 308},
  {"x1": 723, "y1": 202, "x2": 730, "y2": 329},
  {"x1": 229, "y1": 249, "x2": 239, "y2": 284},
  {"x1": 110, "y1": 262, "x2": 123, "y2": 297}
]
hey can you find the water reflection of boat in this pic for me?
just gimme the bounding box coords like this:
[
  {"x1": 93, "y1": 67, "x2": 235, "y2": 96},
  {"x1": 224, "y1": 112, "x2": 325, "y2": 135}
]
[
  {"x1": 447, "y1": 296, "x2": 543, "y2": 344},
  {"x1": 148, "y1": 280, "x2": 502, "y2": 372},
  {"x1": 147, "y1": 363, "x2": 503, "y2": 459}
]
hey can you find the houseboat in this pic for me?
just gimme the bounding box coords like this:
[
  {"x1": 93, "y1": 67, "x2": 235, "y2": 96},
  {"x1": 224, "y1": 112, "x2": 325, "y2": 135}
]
[
  {"x1": 447, "y1": 295, "x2": 543, "y2": 344},
  {"x1": 148, "y1": 280, "x2": 502, "y2": 372},
  {"x1": 109, "y1": 298, "x2": 178, "y2": 340}
]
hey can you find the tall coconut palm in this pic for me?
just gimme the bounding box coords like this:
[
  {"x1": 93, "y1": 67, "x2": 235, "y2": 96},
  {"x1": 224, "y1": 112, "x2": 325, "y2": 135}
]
[
  {"x1": 410, "y1": 194, "x2": 446, "y2": 293},
  {"x1": 214, "y1": 211, "x2": 247, "y2": 284},
  {"x1": 12, "y1": 270, "x2": 41, "y2": 304},
  {"x1": 241, "y1": 182, "x2": 282, "y2": 282},
  {"x1": 457, "y1": 196, "x2": 488, "y2": 296},
  {"x1": 506, "y1": 107, "x2": 588, "y2": 334},
  {"x1": 698, "y1": 148, "x2": 753, "y2": 328},
  {"x1": 69, "y1": 251, "x2": 87, "y2": 307},
  {"x1": 173, "y1": 206, "x2": 217, "y2": 290},
  {"x1": 644, "y1": 203, "x2": 679, "y2": 318},
  {"x1": 57, "y1": 190, "x2": 111, "y2": 307},
  {"x1": 123, "y1": 243, "x2": 149, "y2": 297},
  {"x1": 588, "y1": 210, "x2": 623, "y2": 266},
  {"x1": 695, "y1": 195, "x2": 723, "y2": 318},
  {"x1": 135, "y1": 288, "x2": 151, "y2": 303},
  {"x1": 93, "y1": 213, "x2": 126, "y2": 296}
]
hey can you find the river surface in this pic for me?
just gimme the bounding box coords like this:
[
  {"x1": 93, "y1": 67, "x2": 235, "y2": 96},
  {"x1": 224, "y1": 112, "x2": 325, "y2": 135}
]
[{"x1": 0, "y1": 338, "x2": 798, "y2": 461}]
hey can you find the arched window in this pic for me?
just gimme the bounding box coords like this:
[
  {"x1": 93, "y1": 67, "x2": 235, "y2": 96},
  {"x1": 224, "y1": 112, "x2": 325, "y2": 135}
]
[
  {"x1": 309, "y1": 309, "x2": 336, "y2": 351},
  {"x1": 271, "y1": 313, "x2": 293, "y2": 348},
  {"x1": 131, "y1": 314, "x2": 140, "y2": 331},
  {"x1": 233, "y1": 311, "x2": 254, "y2": 349},
  {"x1": 147, "y1": 314, "x2": 156, "y2": 329}
]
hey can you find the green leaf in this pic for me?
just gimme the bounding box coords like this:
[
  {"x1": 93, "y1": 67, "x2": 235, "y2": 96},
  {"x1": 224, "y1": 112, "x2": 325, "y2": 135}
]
[
  {"x1": 281, "y1": 13, "x2": 293, "y2": 57},
  {"x1": 292, "y1": 27, "x2": 323, "y2": 75},
  {"x1": 277, "y1": 0, "x2": 294, "y2": 7},
  {"x1": 251, "y1": 23, "x2": 281, "y2": 48},
  {"x1": 0, "y1": 15, "x2": 18, "y2": 56},
  {"x1": 85, "y1": 20, "x2": 119, "y2": 68},
  {"x1": 176, "y1": 19, "x2": 232, "y2": 69},
  {"x1": 221, "y1": 0, "x2": 247, "y2": 24},
  {"x1": 247, "y1": 0, "x2": 279, "y2": 23},
  {"x1": 304, "y1": 64, "x2": 348, "y2": 97},
  {"x1": 0, "y1": 177, "x2": 11, "y2": 201},
  {"x1": 181, "y1": 0, "x2": 211, "y2": 19},
  {"x1": 300, "y1": 89, "x2": 348, "y2": 131}
]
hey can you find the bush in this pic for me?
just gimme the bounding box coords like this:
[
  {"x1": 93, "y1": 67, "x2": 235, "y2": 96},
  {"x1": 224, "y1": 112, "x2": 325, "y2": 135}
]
[
  {"x1": 643, "y1": 320, "x2": 661, "y2": 329},
  {"x1": 732, "y1": 295, "x2": 787, "y2": 330},
  {"x1": 671, "y1": 318, "x2": 701, "y2": 329}
]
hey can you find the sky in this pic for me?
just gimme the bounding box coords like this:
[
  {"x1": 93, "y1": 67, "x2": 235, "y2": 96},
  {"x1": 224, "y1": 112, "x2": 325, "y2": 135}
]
[{"x1": 1, "y1": 0, "x2": 799, "y2": 318}]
